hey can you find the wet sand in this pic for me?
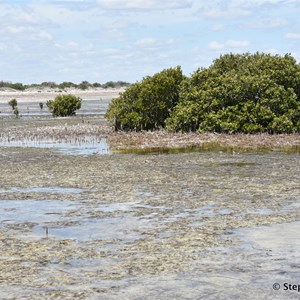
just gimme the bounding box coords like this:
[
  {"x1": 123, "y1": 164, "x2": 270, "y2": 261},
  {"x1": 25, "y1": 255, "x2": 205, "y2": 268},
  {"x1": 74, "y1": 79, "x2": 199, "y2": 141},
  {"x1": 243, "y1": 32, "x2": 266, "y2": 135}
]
[
  {"x1": 0, "y1": 96, "x2": 299, "y2": 299},
  {"x1": 0, "y1": 87, "x2": 123, "y2": 103},
  {"x1": 0, "y1": 146, "x2": 299, "y2": 299}
]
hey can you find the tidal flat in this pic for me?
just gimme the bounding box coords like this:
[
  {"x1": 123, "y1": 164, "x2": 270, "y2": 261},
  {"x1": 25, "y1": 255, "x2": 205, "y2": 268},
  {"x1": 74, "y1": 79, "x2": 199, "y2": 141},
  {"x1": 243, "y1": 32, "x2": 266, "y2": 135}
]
[
  {"x1": 0, "y1": 100, "x2": 300, "y2": 299},
  {"x1": 0, "y1": 143, "x2": 299, "y2": 299}
]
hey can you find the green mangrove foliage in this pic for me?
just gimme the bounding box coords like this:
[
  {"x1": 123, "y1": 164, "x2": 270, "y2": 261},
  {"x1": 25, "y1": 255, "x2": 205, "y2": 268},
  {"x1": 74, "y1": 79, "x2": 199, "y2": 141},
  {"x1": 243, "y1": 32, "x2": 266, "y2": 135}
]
[
  {"x1": 8, "y1": 99, "x2": 19, "y2": 118},
  {"x1": 8, "y1": 98, "x2": 18, "y2": 110},
  {"x1": 105, "y1": 66, "x2": 184, "y2": 130},
  {"x1": 167, "y1": 53, "x2": 300, "y2": 133},
  {"x1": 106, "y1": 53, "x2": 300, "y2": 133},
  {"x1": 46, "y1": 94, "x2": 82, "y2": 117}
]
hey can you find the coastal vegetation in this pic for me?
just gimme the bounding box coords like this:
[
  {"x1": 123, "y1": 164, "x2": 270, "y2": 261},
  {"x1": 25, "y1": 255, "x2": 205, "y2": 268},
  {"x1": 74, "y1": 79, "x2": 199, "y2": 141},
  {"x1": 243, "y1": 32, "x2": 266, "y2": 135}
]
[
  {"x1": 105, "y1": 66, "x2": 184, "y2": 130},
  {"x1": 0, "y1": 80, "x2": 130, "y2": 91},
  {"x1": 46, "y1": 94, "x2": 82, "y2": 117},
  {"x1": 8, "y1": 98, "x2": 19, "y2": 118},
  {"x1": 106, "y1": 52, "x2": 300, "y2": 134},
  {"x1": 8, "y1": 98, "x2": 18, "y2": 110}
]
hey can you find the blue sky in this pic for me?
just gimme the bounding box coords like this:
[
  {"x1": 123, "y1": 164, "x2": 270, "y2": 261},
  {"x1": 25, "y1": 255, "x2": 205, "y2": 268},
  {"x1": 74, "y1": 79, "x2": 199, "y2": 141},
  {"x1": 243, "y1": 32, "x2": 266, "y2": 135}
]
[{"x1": 0, "y1": 0, "x2": 300, "y2": 84}]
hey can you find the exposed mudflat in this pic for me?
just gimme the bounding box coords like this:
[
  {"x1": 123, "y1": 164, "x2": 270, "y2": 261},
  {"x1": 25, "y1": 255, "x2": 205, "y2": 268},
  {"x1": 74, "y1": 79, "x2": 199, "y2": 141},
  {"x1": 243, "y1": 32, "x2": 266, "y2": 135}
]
[
  {"x1": 0, "y1": 87, "x2": 123, "y2": 103},
  {"x1": 0, "y1": 96, "x2": 299, "y2": 299},
  {"x1": 0, "y1": 145, "x2": 299, "y2": 299}
]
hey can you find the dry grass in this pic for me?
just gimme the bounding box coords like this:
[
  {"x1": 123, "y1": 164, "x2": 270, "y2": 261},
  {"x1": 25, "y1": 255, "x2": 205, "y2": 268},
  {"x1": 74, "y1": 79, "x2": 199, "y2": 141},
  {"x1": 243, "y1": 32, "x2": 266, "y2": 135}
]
[
  {"x1": 0, "y1": 116, "x2": 299, "y2": 152},
  {"x1": 0, "y1": 122, "x2": 111, "y2": 145},
  {"x1": 108, "y1": 130, "x2": 300, "y2": 152}
]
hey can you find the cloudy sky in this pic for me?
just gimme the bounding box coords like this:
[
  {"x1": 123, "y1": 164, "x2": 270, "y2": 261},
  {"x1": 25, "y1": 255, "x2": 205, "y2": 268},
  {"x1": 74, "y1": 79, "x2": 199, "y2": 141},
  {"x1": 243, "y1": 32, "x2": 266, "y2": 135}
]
[{"x1": 0, "y1": 0, "x2": 300, "y2": 84}]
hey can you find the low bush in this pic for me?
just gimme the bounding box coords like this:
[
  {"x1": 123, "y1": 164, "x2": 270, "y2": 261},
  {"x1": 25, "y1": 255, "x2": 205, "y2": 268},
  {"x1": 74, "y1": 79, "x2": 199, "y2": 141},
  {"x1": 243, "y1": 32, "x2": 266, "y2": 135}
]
[
  {"x1": 8, "y1": 98, "x2": 18, "y2": 110},
  {"x1": 46, "y1": 94, "x2": 82, "y2": 117}
]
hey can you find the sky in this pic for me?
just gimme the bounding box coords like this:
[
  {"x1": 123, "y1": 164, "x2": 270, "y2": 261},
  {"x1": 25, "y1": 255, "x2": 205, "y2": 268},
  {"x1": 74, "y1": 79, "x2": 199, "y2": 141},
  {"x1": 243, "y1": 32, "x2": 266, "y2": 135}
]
[{"x1": 0, "y1": 0, "x2": 300, "y2": 84}]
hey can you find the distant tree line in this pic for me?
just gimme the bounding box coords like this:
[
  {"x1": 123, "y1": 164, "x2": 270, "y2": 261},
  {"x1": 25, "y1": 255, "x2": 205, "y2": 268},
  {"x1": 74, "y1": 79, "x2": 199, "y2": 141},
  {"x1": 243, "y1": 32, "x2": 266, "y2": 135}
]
[
  {"x1": 106, "y1": 52, "x2": 300, "y2": 134},
  {"x1": 0, "y1": 81, "x2": 26, "y2": 90},
  {"x1": 0, "y1": 80, "x2": 130, "y2": 91}
]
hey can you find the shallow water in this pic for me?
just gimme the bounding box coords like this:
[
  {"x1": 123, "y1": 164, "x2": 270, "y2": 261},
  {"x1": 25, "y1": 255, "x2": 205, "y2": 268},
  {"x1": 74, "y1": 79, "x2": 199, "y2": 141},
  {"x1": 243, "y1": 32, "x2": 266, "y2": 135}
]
[
  {"x1": 0, "y1": 199, "x2": 79, "y2": 224},
  {"x1": 0, "y1": 186, "x2": 83, "y2": 194},
  {"x1": 0, "y1": 149, "x2": 299, "y2": 299},
  {"x1": 106, "y1": 221, "x2": 300, "y2": 300},
  {"x1": 0, "y1": 99, "x2": 110, "y2": 118},
  {"x1": 0, "y1": 137, "x2": 110, "y2": 155}
]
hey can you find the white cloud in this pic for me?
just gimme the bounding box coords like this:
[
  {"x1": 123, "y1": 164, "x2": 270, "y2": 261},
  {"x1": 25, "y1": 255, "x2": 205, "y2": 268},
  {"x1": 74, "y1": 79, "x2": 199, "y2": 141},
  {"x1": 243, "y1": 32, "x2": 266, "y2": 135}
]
[
  {"x1": 7, "y1": 25, "x2": 27, "y2": 34},
  {"x1": 209, "y1": 40, "x2": 250, "y2": 50},
  {"x1": 226, "y1": 40, "x2": 250, "y2": 47},
  {"x1": 208, "y1": 41, "x2": 224, "y2": 50},
  {"x1": 204, "y1": 7, "x2": 252, "y2": 19},
  {"x1": 211, "y1": 24, "x2": 226, "y2": 31},
  {"x1": 0, "y1": 44, "x2": 7, "y2": 51},
  {"x1": 285, "y1": 33, "x2": 300, "y2": 40},
  {"x1": 103, "y1": 48, "x2": 121, "y2": 55},
  {"x1": 55, "y1": 42, "x2": 95, "y2": 56},
  {"x1": 0, "y1": 0, "x2": 299, "y2": 83},
  {"x1": 264, "y1": 48, "x2": 279, "y2": 55},
  {"x1": 135, "y1": 37, "x2": 174, "y2": 47},
  {"x1": 198, "y1": 0, "x2": 298, "y2": 21},
  {"x1": 52, "y1": 0, "x2": 91, "y2": 2},
  {"x1": 36, "y1": 30, "x2": 53, "y2": 41},
  {"x1": 135, "y1": 38, "x2": 159, "y2": 47},
  {"x1": 246, "y1": 18, "x2": 288, "y2": 29},
  {"x1": 97, "y1": 0, "x2": 192, "y2": 10},
  {"x1": 238, "y1": 0, "x2": 300, "y2": 5},
  {"x1": 43, "y1": 0, "x2": 95, "y2": 10},
  {"x1": 5, "y1": 25, "x2": 53, "y2": 41},
  {"x1": 195, "y1": 1, "x2": 253, "y2": 19}
]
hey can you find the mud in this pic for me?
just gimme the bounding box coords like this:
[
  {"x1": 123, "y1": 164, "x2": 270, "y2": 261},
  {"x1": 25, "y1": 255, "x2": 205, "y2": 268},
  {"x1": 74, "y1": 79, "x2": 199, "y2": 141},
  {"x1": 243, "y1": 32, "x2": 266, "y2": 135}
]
[{"x1": 0, "y1": 145, "x2": 299, "y2": 299}]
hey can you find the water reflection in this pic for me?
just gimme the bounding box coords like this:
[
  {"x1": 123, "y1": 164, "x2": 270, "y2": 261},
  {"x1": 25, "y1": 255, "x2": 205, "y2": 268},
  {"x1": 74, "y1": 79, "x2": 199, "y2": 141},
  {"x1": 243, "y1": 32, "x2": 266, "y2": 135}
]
[{"x1": 0, "y1": 137, "x2": 110, "y2": 155}]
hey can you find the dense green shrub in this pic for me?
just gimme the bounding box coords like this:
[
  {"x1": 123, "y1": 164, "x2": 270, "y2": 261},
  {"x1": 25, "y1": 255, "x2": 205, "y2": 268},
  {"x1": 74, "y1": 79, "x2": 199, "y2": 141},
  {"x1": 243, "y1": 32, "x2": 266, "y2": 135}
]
[
  {"x1": 105, "y1": 66, "x2": 184, "y2": 130},
  {"x1": 46, "y1": 94, "x2": 82, "y2": 117},
  {"x1": 166, "y1": 53, "x2": 300, "y2": 133}
]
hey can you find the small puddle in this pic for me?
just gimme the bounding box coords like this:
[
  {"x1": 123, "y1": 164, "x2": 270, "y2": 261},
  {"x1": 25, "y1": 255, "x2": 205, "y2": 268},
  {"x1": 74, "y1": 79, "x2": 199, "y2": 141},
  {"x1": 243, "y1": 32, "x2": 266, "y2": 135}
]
[
  {"x1": 0, "y1": 198, "x2": 154, "y2": 242},
  {"x1": 0, "y1": 199, "x2": 78, "y2": 224},
  {"x1": 36, "y1": 216, "x2": 152, "y2": 241},
  {"x1": 96, "y1": 202, "x2": 140, "y2": 212},
  {"x1": 0, "y1": 186, "x2": 83, "y2": 194},
  {"x1": 237, "y1": 221, "x2": 300, "y2": 257}
]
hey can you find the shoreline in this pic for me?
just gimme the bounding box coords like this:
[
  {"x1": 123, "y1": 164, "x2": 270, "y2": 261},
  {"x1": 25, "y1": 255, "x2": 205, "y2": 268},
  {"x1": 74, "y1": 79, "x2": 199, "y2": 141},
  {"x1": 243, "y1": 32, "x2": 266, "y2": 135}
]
[
  {"x1": 1, "y1": 118, "x2": 299, "y2": 153},
  {"x1": 0, "y1": 89, "x2": 299, "y2": 153}
]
